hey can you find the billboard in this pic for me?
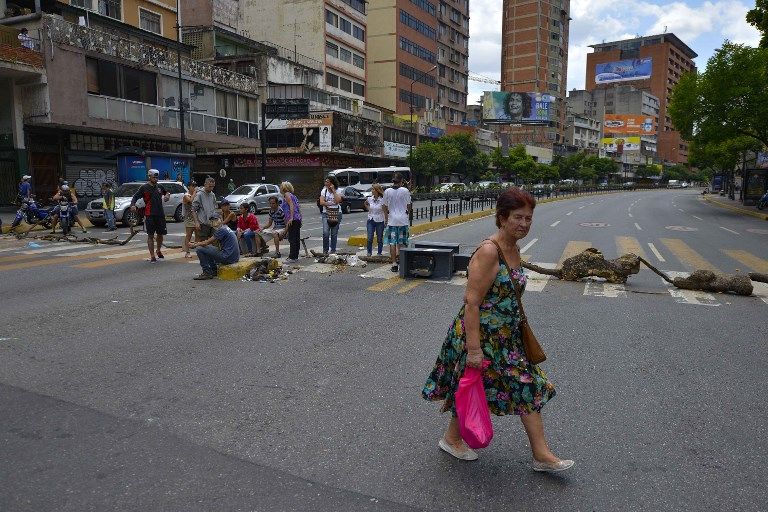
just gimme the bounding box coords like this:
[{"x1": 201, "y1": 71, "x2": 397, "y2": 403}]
[
  {"x1": 595, "y1": 58, "x2": 652, "y2": 84},
  {"x1": 601, "y1": 137, "x2": 641, "y2": 153},
  {"x1": 603, "y1": 114, "x2": 656, "y2": 135},
  {"x1": 482, "y1": 91, "x2": 555, "y2": 124}
]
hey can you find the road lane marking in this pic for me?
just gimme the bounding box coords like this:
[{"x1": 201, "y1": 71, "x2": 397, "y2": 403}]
[
  {"x1": 662, "y1": 271, "x2": 720, "y2": 306},
  {"x1": 719, "y1": 227, "x2": 740, "y2": 235},
  {"x1": 583, "y1": 282, "x2": 627, "y2": 298},
  {"x1": 367, "y1": 276, "x2": 403, "y2": 292},
  {"x1": 660, "y1": 238, "x2": 719, "y2": 272},
  {"x1": 73, "y1": 250, "x2": 188, "y2": 268},
  {"x1": 397, "y1": 280, "x2": 424, "y2": 293},
  {"x1": 722, "y1": 250, "x2": 768, "y2": 273},
  {"x1": 634, "y1": 223, "x2": 642, "y2": 231},
  {"x1": 520, "y1": 238, "x2": 538, "y2": 254},
  {"x1": 753, "y1": 282, "x2": 768, "y2": 306},
  {"x1": 0, "y1": 247, "x2": 129, "y2": 271},
  {"x1": 558, "y1": 241, "x2": 592, "y2": 264},
  {"x1": 692, "y1": 215, "x2": 703, "y2": 220},
  {"x1": 647, "y1": 243, "x2": 665, "y2": 263},
  {"x1": 550, "y1": 220, "x2": 561, "y2": 227},
  {"x1": 616, "y1": 236, "x2": 648, "y2": 259},
  {"x1": 565, "y1": 211, "x2": 574, "y2": 216},
  {"x1": 578, "y1": 205, "x2": 586, "y2": 209},
  {"x1": 678, "y1": 209, "x2": 685, "y2": 212},
  {"x1": 628, "y1": 213, "x2": 634, "y2": 218},
  {"x1": 19, "y1": 243, "x2": 88, "y2": 254}
]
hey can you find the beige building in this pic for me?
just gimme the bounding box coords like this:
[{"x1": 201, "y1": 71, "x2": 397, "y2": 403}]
[
  {"x1": 500, "y1": 0, "x2": 570, "y2": 147},
  {"x1": 58, "y1": 0, "x2": 179, "y2": 39}
]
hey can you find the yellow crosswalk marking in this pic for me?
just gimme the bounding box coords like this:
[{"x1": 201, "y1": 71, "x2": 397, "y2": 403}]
[
  {"x1": 615, "y1": 236, "x2": 647, "y2": 259},
  {"x1": 73, "y1": 250, "x2": 186, "y2": 268},
  {"x1": 397, "y1": 280, "x2": 424, "y2": 293},
  {"x1": 559, "y1": 241, "x2": 592, "y2": 264},
  {"x1": 660, "y1": 238, "x2": 719, "y2": 272},
  {"x1": 367, "y1": 276, "x2": 403, "y2": 292},
  {"x1": 0, "y1": 253, "x2": 33, "y2": 264},
  {"x1": 0, "y1": 247, "x2": 128, "y2": 271},
  {"x1": 722, "y1": 250, "x2": 768, "y2": 273}
]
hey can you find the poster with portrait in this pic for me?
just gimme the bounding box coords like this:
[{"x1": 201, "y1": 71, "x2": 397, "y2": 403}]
[
  {"x1": 481, "y1": 91, "x2": 554, "y2": 124},
  {"x1": 319, "y1": 125, "x2": 332, "y2": 152}
]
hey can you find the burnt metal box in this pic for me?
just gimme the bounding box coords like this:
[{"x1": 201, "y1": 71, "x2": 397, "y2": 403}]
[
  {"x1": 413, "y1": 241, "x2": 461, "y2": 254},
  {"x1": 399, "y1": 248, "x2": 454, "y2": 280},
  {"x1": 453, "y1": 253, "x2": 472, "y2": 272}
]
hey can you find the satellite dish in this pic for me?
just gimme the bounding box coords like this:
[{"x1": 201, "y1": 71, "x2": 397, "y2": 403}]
[{"x1": 219, "y1": 169, "x2": 226, "y2": 178}]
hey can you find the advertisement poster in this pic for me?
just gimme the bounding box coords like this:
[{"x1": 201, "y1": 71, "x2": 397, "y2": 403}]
[
  {"x1": 595, "y1": 58, "x2": 652, "y2": 84},
  {"x1": 384, "y1": 141, "x2": 410, "y2": 158},
  {"x1": 601, "y1": 137, "x2": 641, "y2": 153},
  {"x1": 712, "y1": 174, "x2": 724, "y2": 192},
  {"x1": 603, "y1": 114, "x2": 656, "y2": 135},
  {"x1": 319, "y1": 125, "x2": 332, "y2": 152},
  {"x1": 481, "y1": 91, "x2": 555, "y2": 123}
]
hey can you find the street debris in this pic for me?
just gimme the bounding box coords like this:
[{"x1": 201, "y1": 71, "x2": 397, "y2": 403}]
[{"x1": 244, "y1": 257, "x2": 293, "y2": 283}]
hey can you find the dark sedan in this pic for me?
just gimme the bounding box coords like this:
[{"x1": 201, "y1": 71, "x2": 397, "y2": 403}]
[{"x1": 338, "y1": 187, "x2": 367, "y2": 213}]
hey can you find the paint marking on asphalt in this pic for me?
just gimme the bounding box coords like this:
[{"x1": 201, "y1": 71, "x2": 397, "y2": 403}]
[
  {"x1": 719, "y1": 226, "x2": 740, "y2": 235},
  {"x1": 565, "y1": 211, "x2": 574, "y2": 216},
  {"x1": 753, "y1": 282, "x2": 768, "y2": 306},
  {"x1": 634, "y1": 223, "x2": 642, "y2": 231},
  {"x1": 524, "y1": 262, "x2": 556, "y2": 292},
  {"x1": 19, "y1": 243, "x2": 93, "y2": 254},
  {"x1": 56, "y1": 245, "x2": 139, "y2": 257},
  {"x1": 578, "y1": 205, "x2": 586, "y2": 209},
  {"x1": 692, "y1": 215, "x2": 703, "y2": 220},
  {"x1": 367, "y1": 276, "x2": 403, "y2": 292},
  {"x1": 73, "y1": 250, "x2": 188, "y2": 269},
  {"x1": 647, "y1": 243, "x2": 665, "y2": 263},
  {"x1": 616, "y1": 236, "x2": 648, "y2": 259},
  {"x1": 98, "y1": 249, "x2": 153, "y2": 259},
  {"x1": 0, "y1": 247, "x2": 128, "y2": 271},
  {"x1": 660, "y1": 238, "x2": 719, "y2": 272},
  {"x1": 558, "y1": 241, "x2": 592, "y2": 264},
  {"x1": 628, "y1": 213, "x2": 634, "y2": 218},
  {"x1": 678, "y1": 208, "x2": 685, "y2": 212},
  {"x1": 0, "y1": 242, "x2": 65, "y2": 254},
  {"x1": 520, "y1": 238, "x2": 538, "y2": 254},
  {"x1": 722, "y1": 250, "x2": 768, "y2": 273},
  {"x1": 662, "y1": 271, "x2": 720, "y2": 306},
  {"x1": 397, "y1": 280, "x2": 424, "y2": 294},
  {"x1": 550, "y1": 220, "x2": 561, "y2": 227},
  {"x1": 583, "y1": 282, "x2": 627, "y2": 298}
]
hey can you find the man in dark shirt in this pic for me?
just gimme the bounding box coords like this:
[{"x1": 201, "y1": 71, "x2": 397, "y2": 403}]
[
  {"x1": 189, "y1": 214, "x2": 239, "y2": 279},
  {"x1": 129, "y1": 169, "x2": 169, "y2": 263}
]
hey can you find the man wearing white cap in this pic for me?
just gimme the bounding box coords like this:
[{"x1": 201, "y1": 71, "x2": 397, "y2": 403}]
[
  {"x1": 18, "y1": 175, "x2": 32, "y2": 202},
  {"x1": 129, "y1": 169, "x2": 170, "y2": 263}
]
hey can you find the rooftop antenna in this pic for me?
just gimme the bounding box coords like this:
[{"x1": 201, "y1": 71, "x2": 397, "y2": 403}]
[{"x1": 663, "y1": 25, "x2": 668, "y2": 33}]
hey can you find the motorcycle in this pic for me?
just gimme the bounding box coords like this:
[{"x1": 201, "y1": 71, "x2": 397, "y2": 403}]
[
  {"x1": 10, "y1": 197, "x2": 54, "y2": 230},
  {"x1": 757, "y1": 191, "x2": 768, "y2": 211},
  {"x1": 57, "y1": 197, "x2": 74, "y2": 235}
]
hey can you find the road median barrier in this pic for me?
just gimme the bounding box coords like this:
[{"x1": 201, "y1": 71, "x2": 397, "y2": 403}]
[
  {"x1": 217, "y1": 259, "x2": 260, "y2": 280},
  {"x1": 702, "y1": 196, "x2": 768, "y2": 221}
]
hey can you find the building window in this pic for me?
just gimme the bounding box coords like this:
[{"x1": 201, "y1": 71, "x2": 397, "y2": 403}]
[
  {"x1": 340, "y1": 18, "x2": 352, "y2": 34},
  {"x1": 353, "y1": 82, "x2": 365, "y2": 96},
  {"x1": 86, "y1": 57, "x2": 156, "y2": 104},
  {"x1": 98, "y1": 0, "x2": 121, "y2": 20},
  {"x1": 325, "y1": 9, "x2": 338, "y2": 26},
  {"x1": 352, "y1": 25, "x2": 365, "y2": 42},
  {"x1": 326, "y1": 41, "x2": 339, "y2": 58},
  {"x1": 410, "y1": 0, "x2": 436, "y2": 16},
  {"x1": 399, "y1": 88, "x2": 426, "y2": 109},
  {"x1": 339, "y1": 47, "x2": 352, "y2": 64},
  {"x1": 399, "y1": 36, "x2": 436, "y2": 64},
  {"x1": 339, "y1": 0, "x2": 366, "y2": 14},
  {"x1": 139, "y1": 9, "x2": 162, "y2": 35},
  {"x1": 339, "y1": 77, "x2": 352, "y2": 92},
  {"x1": 400, "y1": 9, "x2": 437, "y2": 39},
  {"x1": 326, "y1": 72, "x2": 339, "y2": 88},
  {"x1": 353, "y1": 54, "x2": 365, "y2": 69},
  {"x1": 399, "y1": 63, "x2": 436, "y2": 87}
]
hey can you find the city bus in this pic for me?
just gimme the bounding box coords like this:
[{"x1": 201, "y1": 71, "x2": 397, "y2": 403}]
[{"x1": 328, "y1": 166, "x2": 411, "y2": 195}]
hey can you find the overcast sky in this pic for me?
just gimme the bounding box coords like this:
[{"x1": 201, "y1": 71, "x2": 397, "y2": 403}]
[{"x1": 467, "y1": 0, "x2": 762, "y2": 104}]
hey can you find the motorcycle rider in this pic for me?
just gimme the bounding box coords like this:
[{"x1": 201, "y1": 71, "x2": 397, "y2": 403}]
[
  {"x1": 50, "y1": 180, "x2": 87, "y2": 234},
  {"x1": 18, "y1": 175, "x2": 32, "y2": 203}
]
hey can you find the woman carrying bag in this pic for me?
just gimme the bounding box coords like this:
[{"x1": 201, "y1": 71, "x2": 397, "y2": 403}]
[
  {"x1": 422, "y1": 187, "x2": 573, "y2": 472},
  {"x1": 319, "y1": 175, "x2": 342, "y2": 254}
]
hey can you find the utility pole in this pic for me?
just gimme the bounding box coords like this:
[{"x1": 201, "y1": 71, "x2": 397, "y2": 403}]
[{"x1": 176, "y1": 0, "x2": 185, "y2": 153}]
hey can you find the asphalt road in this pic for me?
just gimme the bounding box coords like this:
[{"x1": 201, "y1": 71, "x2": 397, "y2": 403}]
[{"x1": 1, "y1": 189, "x2": 766, "y2": 511}]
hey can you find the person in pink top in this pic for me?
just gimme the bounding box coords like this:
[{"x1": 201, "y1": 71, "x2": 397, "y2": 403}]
[{"x1": 236, "y1": 203, "x2": 263, "y2": 255}]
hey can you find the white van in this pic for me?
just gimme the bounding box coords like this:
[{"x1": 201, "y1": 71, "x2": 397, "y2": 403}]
[
  {"x1": 328, "y1": 166, "x2": 411, "y2": 196},
  {"x1": 667, "y1": 180, "x2": 681, "y2": 188}
]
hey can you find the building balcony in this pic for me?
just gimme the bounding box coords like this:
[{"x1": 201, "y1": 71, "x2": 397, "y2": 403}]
[{"x1": 45, "y1": 15, "x2": 258, "y2": 94}]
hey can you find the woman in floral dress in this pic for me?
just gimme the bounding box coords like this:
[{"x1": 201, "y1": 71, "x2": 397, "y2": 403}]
[{"x1": 422, "y1": 188, "x2": 574, "y2": 472}]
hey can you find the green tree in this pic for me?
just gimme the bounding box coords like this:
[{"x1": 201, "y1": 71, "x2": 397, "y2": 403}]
[
  {"x1": 537, "y1": 163, "x2": 560, "y2": 182},
  {"x1": 635, "y1": 164, "x2": 661, "y2": 180},
  {"x1": 664, "y1": 164, "x2": 691, "y2": 181},
  {"x1": 583, "y1": 156, "x2": 619, "y2": 181},
  {"x1": 747, "y1": 0, "x2": 768, "y2": 48},
  {"x1": 408, "y1": 133, "x2": 489, "y2": 182},
  {"x1": 408, "y1": 142, "x2": 461, "y2": 180},
  {"x1": 668, "y1": 43, "x2": 768, "y2": 149}
]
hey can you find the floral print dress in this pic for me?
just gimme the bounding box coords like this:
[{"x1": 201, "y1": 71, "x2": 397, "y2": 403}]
[{"x1": 422, "y1": 250, "x2": 555, "y2": 416}]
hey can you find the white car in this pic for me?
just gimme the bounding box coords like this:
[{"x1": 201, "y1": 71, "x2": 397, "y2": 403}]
[
  {"x1": 224, "y1": 183, "x2": 283, "y2": 213},
  {"x1": 86, "y1": 181, "x2": 188, "y2": 227},
  {"x1": 437, "y1": 183, "x2": 467, "y2": 193}
]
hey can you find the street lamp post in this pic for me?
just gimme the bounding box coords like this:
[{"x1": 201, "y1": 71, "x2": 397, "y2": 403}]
[{"x1": 408, "y1": 64, "x2": 438, "y2": 159}]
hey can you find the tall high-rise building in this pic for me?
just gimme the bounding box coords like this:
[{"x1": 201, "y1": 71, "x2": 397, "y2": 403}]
[
  {"x1": 586, "y1": 33, "x2": 697, "y2": 165},
  {"x1": 500, "y1": 0, "x2": 570, "y2": 147},
  {"x1": 367, "y1": 0, "x2": 469, "y2": 124}
]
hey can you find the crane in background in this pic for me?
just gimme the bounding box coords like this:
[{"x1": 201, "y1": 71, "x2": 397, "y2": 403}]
[{"x1": 468, "y1": 71, "x2": 501, "y2": 89}]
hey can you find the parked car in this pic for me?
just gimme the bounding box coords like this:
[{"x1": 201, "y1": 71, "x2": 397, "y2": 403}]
[
  {"x1": 224, "y1": 183, "x2": 282, "y2": 214},
  {"x1": 436, "y1": 183, "x2": 467, "y2": 193},
  {"x1": 86, "y1": 181, "x2": 188, "y2": 227},
  {"x1": 337, "y1": 186, "x2": 367, "y2": 213}
]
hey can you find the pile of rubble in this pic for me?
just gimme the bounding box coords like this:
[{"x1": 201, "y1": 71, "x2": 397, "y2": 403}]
[{"x1": 244, "y1": 258, "x2": 295, "y2": 283}]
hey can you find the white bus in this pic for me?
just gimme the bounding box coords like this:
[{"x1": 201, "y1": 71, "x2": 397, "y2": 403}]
[{"x1": 328, "y1": 166, "x2": 411, "y2": 195}]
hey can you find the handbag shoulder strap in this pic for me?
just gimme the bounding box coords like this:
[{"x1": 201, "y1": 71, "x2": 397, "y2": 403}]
[{"x1": 488, "y1": 239, "x2": 527, "y2": 322}]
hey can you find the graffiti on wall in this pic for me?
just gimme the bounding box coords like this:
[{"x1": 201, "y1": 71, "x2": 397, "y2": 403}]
[{"x1": 66, "y1": 166, "x2": 118, "y2": 198}]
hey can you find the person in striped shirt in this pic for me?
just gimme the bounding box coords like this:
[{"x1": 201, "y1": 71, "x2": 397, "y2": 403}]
[{"x1": 262, "y1": 196, "x2": 286, "y2": 258}]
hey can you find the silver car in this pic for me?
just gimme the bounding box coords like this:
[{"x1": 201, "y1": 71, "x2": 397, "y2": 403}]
[
  {"x1": 85, "y1": 181, "x2": 188, "y2": 227},
  {"x1": 224, "y1": 183, "x2": 282, "y2": 214}
]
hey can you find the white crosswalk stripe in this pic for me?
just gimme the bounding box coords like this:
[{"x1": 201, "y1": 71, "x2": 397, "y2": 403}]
[
  {"x1": 583, "y1": 281, "x2": 627, "y2": 298},
  {"x1": 662, "y1": 271, "x2": 720, "y2": 306}
]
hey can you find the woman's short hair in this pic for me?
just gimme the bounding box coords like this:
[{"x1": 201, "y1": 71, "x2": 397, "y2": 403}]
[
  {"x1": 371, "y1": 183, "x2": 384, "y2": 197},
  {"x1": 280, "y1": 181, "x2": 294, "y2": 194},
  {"x1": 325, "y1": 175, "x2": 340, "y2": 188},
  {"x1": 496, "y1": 187, "x2": 536, "y2": 228}
]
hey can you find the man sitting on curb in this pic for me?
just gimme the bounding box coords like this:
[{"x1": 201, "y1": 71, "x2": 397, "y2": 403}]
[{"x1": 189, "y1": 214, "x2": 239, "y2": 280}]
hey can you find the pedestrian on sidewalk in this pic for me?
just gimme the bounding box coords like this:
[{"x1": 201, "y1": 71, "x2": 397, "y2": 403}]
[
  {"x1": 190, "y1": 214, "x2": 239, "y2": 280},
  {"x1": 192, "y1": 177, "x2": 217, "y2": 240},
  {"x1": 422, "y1": 187, "x2": 573, "y2": 472},
  {"x1": 236, "y1": 203, "x2": 263, "y2": 256},
  {"x1": 280, "y1": 181, "x2": 302, "y2": 263},
  {"x1": 129, "y1": 169, "x2": 170, "y2": 263},
  {"x1": 182, "y1": 181, "x2": 198, "y2": 258},
  {"x1": 319, "y1": 175, "x2": 342, "y2": 254},
  {"x1": 102, "y1": 181, "x2": 116, "y2": 231},
  {"x1": 363, "y1": 183, "x2": 385, "y2": 257},
  {"x1": 262, "y1": 196, "x2": 286, "y2": 258},
  {"x1": 382, "y1": 173, "x2": 411, "y2": 272}
]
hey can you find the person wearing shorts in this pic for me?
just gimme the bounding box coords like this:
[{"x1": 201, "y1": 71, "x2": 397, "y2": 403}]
[
  {"x1": 130, "y1": 169, "x2": 169, "y2": 263},
  {"x1": 382, "y1": 172, "x2": 412, "y2": 272}
]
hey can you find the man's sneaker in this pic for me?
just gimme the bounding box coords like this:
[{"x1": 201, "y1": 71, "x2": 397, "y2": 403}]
[
  {"x1": 82, "y1": 229, "x2": 88, "y2": 233},
  {"x1": 156, "y1": 251, "x2": 164, "y2": 259},
  {"x1": 150, "y1": 257, "x2": 157, "y2": 263},
  {"x1": 284, "y1": 258, "x2": 298, "y2": 264},
  {"x1": 391, "y1": 264, "x2": 399, "y2": 272},
  {"x1": 193, "y1": 272, "x2": 215, "y2": 280}
]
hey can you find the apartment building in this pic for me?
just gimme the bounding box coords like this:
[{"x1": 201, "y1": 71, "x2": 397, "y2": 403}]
[
  {"x1": 586, "y1": 33, "x2": 697, "y2": 165},
  {"x1": 500, "y1": 0, "x2": 570, "y2": 147},
  {"x1": 563, "y1": 113, "x2": 600, "y2": 153},
  {"x1": 367, "y1": 0, "x2": 469, "y2": 128}
]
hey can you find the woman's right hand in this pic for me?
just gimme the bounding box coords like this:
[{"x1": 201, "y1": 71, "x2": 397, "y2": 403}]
[{"x1": 466, "y1": 347, "x2": 484, "y2": 368}]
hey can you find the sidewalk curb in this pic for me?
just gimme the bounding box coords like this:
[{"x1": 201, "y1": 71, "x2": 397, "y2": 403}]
[
  {"x1": 347, "y1": 190, "x2": 621, "y2": 247},
  {"x1": 702, "y1": 196, "x2": 768, "y2": 221}
]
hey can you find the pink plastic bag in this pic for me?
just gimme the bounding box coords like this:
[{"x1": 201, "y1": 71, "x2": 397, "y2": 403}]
[{"x1": 454, "y1": 361, "x2": 493, "y2": 449}]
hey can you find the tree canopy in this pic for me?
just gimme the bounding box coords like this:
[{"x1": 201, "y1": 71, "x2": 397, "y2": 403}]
[
  {"x1": 408, "y1": 133, "x2": 490, "y2": 182},
  {"x1": 747, "y1": 0, "x2": 768, "y2": 48},
  {"x1": 668, "y1": 42, "x2": 768, "y2": 149}
]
